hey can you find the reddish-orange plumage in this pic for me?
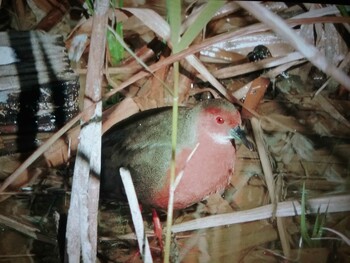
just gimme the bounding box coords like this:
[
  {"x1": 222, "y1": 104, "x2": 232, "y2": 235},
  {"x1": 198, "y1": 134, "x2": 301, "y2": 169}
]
[{"x1": 101, "y1": 99, "x2": 252, "y2": 209}]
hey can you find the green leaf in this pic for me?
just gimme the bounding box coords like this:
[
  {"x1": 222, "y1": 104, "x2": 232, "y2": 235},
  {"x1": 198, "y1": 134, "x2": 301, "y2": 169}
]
[
  {"x1": 107, "y1": 23, "x2": 124, "y2": 65},
  {"x1": 106, "y1": 0, "x2": 124, "y2": 65},
  {"x1": 177, "y1": 1, "x2": 225, "y2": 51}
]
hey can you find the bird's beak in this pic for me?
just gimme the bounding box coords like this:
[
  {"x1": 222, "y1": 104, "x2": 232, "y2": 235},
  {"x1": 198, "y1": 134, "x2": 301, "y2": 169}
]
[{"x1": 230, "y1": 126, "x2": 254, "y2": 151}]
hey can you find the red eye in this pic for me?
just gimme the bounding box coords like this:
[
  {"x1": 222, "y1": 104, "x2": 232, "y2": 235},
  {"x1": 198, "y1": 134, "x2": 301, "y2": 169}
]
[{"x1": 216, "y1": 116, "x2": 224, "y2": 124}]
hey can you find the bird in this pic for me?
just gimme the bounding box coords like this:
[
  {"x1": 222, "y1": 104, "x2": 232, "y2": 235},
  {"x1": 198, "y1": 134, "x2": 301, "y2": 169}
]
[{"x1": 101, "y1": 99, "x2": 253, "y2": 210}]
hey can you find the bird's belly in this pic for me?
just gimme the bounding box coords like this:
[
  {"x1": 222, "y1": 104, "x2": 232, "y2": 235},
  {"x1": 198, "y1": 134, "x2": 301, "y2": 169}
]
[{"x1": 151, "y1": 143, "x2": 235, "y2": 209}]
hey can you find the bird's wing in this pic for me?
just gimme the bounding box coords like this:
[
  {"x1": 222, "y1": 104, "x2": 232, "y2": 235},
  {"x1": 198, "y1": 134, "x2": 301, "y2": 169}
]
[{"x1": 101, "y1": 107, "x2": 179, "y2": 198}]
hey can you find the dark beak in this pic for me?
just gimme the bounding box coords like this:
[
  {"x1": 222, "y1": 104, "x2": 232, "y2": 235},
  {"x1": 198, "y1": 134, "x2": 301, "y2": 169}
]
[{"x1": 230, "y1": 126, "x2": 254, "y2": 151}]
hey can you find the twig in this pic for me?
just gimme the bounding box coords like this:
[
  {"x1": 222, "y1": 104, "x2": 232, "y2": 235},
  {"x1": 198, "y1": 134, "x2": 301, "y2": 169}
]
[
  {"x1": 171, "y1": 194, "x2": 350, "y2": 233},
  {"x1": 322, "y1": 227, "x2": 350, "y2": 246}
]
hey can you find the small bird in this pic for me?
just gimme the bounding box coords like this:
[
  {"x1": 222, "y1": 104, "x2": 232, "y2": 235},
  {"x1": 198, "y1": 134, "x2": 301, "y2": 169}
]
[{"x1": 101, "y1": 99, "x2": 252, "y2": 210}]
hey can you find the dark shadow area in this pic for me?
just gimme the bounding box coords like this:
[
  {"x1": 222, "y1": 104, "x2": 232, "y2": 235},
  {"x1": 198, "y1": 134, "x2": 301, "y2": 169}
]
[{"x1": 9, "y1": 31, "x2": 66, "y2": 158}]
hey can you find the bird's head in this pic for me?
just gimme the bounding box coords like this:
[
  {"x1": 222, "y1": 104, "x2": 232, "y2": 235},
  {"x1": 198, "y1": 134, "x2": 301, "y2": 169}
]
[{"x1": 196, "y1": 99, "x2": 254, "y2": 150}]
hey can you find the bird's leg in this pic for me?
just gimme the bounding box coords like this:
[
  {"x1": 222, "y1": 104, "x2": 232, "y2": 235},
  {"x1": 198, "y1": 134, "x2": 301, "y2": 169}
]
[
  {"x1": 152, "y1": 208, "x2": 164, "y2": 251},
  {"x1": 125, "y1": 250, "x2": 141, "y2": 263}
]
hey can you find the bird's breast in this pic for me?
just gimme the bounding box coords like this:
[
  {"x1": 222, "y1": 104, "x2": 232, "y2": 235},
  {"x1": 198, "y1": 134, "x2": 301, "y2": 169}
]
[{"x1": 150, "y1": 138, "x2": 236, "y2": 209}]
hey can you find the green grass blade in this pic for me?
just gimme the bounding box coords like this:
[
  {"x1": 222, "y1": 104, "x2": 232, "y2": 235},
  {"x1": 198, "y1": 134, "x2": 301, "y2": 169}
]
[
  {"x1": 312, "y1": 206, "x2": 321, "y2": 238},
  {"x1": 300, "y1": 182, "x2": 312, "y2": 247},
  {"x1": 316, "y1": 202, "x2": 329, "y2": 238},
  {"x1": 177, "y1": 0, "x2": 225, "y2": 51},
  {"x1": 85, "y1": 0, "x2": 94, "y2": 15},
  {"x1": 311, "y1": 206, "x2": 322, "y2": 247},
  {"x1": 107, "y1": 25, "x2": 124, "y2": 65},
  {"x1": 107, "y1": 1, "x2": 124, "y2": 65},
  {"x1": 167, "y1": 0, "x2": 181, "y2": 52},
  {"x1": 165, "y1": 0, "x2": 181, "y2": 262}
]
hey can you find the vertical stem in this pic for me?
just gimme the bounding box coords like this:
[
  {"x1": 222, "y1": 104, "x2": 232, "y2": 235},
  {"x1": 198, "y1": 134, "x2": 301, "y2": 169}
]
[
  {"x1": 164, "y1": 0, "x2": 181, "y2": 260},
  {"x1": 164, "y1": 61, "x2": 179, "y2": 263}
]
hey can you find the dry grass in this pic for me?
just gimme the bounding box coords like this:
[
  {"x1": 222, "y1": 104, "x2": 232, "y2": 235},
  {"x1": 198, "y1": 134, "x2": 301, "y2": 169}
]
[{"x1": 0, "y1": 1, "x2": 349, "y2": 262}]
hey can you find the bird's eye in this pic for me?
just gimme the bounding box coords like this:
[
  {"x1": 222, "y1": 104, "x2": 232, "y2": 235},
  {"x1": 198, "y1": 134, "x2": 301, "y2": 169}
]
[{"x1": 216, "y1": 116, "x2": 225, "y2": 124}]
